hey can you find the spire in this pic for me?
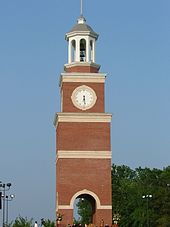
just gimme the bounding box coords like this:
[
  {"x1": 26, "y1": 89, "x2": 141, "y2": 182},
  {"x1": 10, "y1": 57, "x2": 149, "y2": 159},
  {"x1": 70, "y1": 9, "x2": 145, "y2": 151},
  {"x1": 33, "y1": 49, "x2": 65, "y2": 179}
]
[
  {"x1": 78, "y1": 0, "x2": 86, "y2": 24},
  {"x1": 80, "y1": 0, "x2": 83, "y2": 17}
]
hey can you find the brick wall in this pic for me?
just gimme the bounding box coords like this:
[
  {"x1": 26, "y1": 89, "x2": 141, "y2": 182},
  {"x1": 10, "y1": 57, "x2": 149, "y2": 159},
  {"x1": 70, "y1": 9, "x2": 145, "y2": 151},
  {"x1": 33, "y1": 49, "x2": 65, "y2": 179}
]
[{"x1": 62, "y1": 82, "x2": 105, "y2": 113}]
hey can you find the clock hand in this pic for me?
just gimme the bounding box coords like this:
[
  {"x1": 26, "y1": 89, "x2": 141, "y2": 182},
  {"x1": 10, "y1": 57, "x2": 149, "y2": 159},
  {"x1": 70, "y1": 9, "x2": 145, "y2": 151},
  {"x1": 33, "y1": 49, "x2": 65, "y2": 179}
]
[{"x1": 83, "y1": 95, "x2": 86, "y2": 105}]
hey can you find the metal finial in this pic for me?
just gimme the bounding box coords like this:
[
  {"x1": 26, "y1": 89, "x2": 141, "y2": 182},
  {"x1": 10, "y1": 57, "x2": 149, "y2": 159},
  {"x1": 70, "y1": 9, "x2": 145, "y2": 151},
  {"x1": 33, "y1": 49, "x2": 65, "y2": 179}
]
[
  {"x1": 78, "y1": 0, "x2": 86, "y2": 24},
  {"x1": 80, "y1": 0, "x2": 83, "y2": 16}
]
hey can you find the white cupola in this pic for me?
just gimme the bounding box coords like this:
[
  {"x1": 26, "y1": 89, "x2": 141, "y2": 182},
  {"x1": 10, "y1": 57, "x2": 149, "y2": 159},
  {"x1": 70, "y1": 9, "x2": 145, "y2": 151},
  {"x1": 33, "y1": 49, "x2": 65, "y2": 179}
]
[{"x1": 65, "y1": 15, "x2": 99, "y2": 65}]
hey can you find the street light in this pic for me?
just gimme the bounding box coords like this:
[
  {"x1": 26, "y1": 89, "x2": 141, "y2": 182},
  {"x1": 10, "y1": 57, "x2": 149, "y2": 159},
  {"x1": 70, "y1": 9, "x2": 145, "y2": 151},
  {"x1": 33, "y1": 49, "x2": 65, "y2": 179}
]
[
  {"x1": 0, "y1": 182, "x2": 2, "y2": 210},
  {"x1": 5, "y1": 194, "x2": 15, "y2": 226},
  {"x1": 142, "y1": 194, "x2": 152, "y2": 227},
  {"x1": 0, "y1": 183, "x2": 12, "y2": 227}
]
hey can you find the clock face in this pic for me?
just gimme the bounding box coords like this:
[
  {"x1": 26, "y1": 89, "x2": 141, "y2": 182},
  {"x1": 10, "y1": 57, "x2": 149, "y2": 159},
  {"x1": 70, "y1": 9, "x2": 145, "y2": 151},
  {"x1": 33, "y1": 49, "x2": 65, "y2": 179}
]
[{"x1": 71, "y1": 85, "x2": 97, "y2": 110}]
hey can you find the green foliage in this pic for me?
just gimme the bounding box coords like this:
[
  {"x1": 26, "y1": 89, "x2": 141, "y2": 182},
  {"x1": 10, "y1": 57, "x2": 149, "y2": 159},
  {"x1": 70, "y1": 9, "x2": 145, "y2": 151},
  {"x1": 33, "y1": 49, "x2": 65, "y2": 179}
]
[
  {"x1": 11, "y1": 216, "x2": 33, "y2": 227},
  {"x1": 112, "y1": 164, "x2": 170, "y2": 227},
  {"x1": 9, "y1": 217, "x2": 55, "y2": 227},
  {"x1": 77, "y1": 198, "x2": 92, "y2": 225},
  {"x1": 42, "y1": 219, "x2": 55, "y2": 227}
]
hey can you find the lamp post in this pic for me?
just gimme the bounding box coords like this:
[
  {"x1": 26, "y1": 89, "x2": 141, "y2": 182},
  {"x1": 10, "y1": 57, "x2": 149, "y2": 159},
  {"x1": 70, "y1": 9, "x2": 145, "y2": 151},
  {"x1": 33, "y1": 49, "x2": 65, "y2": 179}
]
[
  {"x1": 0, "y1": 183, "x2": 12, "y2": 227},
  {"x1": 5, "y1": 194, "x2": 15, "y2": 226},
  {"x1": 0, "y1": 182, "x2": 2, "y2": 210},
  {"x1": 142, "y1": 194, "x2": 152, "y2": 227}
]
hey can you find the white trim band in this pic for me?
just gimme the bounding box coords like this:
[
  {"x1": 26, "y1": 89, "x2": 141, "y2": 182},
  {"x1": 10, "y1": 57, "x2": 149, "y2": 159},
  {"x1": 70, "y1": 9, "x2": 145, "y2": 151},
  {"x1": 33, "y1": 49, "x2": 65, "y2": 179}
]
[
  {"x1": 54, "y1": 113, "x2": 112, "y2": 127},
  {"x1": 64, "y1": 62, "x2": 100, "y2": 69},
  {"x1": 57, "y1": 205, "x2": 112, "y2": 210},
  {"x1": 60, "y1": 73, "x2": 106, "y2": 86},
  {"x1": 57, "y1": 150, "x2": 111, "y2": 159}
]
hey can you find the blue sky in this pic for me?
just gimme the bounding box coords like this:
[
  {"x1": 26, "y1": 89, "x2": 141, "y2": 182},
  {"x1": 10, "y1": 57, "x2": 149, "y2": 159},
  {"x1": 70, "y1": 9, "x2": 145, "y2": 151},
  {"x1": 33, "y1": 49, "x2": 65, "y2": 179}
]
[{"x1": 0, "y1": 0, "x2": 169, "y2": 224}]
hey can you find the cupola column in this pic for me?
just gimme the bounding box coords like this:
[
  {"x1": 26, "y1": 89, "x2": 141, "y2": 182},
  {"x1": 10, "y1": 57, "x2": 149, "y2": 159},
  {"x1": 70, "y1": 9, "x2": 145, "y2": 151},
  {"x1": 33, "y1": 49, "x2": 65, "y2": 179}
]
[
  {"x1": 75, "y1": 38, "x2": 80, "y2": 62},
  {"x1": 93, "y1": 40, "x2": 96, "y2": 62},
  {"x1": 68, "y1": 39, "x2": 72, "y2": 64},
  {"x1": 86, "y1": 36, "x2": 90, "y2": 62}
]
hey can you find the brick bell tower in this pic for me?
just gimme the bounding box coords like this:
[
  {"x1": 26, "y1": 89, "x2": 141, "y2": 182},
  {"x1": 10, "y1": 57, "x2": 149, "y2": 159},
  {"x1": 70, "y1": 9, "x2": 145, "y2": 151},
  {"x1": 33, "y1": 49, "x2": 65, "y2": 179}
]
[{"x1": 54, "y1": 13, "x2": 112, "y2": 227}]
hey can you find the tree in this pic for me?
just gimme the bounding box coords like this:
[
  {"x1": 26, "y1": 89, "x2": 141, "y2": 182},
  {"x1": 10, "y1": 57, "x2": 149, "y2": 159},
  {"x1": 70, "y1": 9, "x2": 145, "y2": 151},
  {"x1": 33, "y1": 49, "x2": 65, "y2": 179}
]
[
  {"x1": 41, "y1": 219, "x2": 55, "y2": 227},
  {"x1": 11, "y1": 216, "x2": 33, "y2": 227},
  {"x1": 112, "y1": 164, "x2": 137, "y2": 226},
  {"x1": 112, "y1": 164, "x2": 170, "y2": 226},
  {"x1": 77, "y1": 198, "x2": 92, "y2": 225}
]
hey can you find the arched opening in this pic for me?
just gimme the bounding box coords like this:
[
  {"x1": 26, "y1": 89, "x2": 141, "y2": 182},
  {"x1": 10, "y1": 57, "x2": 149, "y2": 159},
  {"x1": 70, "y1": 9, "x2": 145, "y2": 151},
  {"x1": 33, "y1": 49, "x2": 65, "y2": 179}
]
[
  {"x1": 90, "y1": 40, "x2": 93, "y2": 62},
  {"x1": 73, "y1": 194, "x2": 96, "y2": 225},
  {"x1": 80, "y1": 39, "x2": 86, "y2": 62},
  {"x1": 71, "y1": 40, "x2": 76, "y2": 62}
]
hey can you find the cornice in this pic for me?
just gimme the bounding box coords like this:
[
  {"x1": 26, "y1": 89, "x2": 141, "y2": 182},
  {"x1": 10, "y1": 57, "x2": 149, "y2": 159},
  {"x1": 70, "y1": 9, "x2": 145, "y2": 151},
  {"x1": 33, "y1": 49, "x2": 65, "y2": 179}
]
[
  {"x1": 64, "y1": 61, "x2": 100, "y2": 69},
  {"x1": 59, "y1": 73, "x2": 106, "y2": 87},
  {"x1": 65, "y1": 31, "x2": 98, "y2": 40},
  {"x1": 54, "y1": 112, "x2": 112, "y2": 128},
  {"x1": 56, "y1": 150, "x2": 111, "y2": 160}
]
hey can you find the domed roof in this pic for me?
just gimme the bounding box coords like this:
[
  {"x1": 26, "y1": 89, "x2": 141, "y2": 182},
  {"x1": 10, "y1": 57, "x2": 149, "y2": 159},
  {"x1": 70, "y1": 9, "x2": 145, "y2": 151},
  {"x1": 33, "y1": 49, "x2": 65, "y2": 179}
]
[{"x1": 66, "y1": 16, "x2": 98, "y2": 39}]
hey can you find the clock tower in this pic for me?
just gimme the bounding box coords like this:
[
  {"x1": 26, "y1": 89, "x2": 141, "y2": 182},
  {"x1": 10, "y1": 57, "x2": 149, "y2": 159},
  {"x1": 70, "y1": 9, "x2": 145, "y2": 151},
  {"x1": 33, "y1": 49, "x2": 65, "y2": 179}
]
[{"x1": 54, "y1": 14, "x2": 112, "y2": 226}]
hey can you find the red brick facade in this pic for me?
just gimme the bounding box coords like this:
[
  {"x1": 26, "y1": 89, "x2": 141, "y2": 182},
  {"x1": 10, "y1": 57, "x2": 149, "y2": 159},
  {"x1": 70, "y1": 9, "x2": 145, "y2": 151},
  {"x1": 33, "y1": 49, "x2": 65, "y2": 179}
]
[
  {"x1": 65, "y1": 65, "x2": 100, "y2": 73},
  {"x1": 57, "y1": 158, "x2": 112, "y2": 205},
  {"x1": 56, "y1": 156, "x2": 112, "y2": 226},
  {"x1": 57, "y1": 122, "x2": 110, "y2": 151},
  {"x1": 61, "y1": 82, "x2": 105, "y2": 113}
]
